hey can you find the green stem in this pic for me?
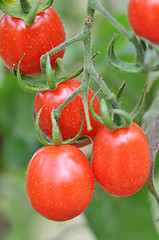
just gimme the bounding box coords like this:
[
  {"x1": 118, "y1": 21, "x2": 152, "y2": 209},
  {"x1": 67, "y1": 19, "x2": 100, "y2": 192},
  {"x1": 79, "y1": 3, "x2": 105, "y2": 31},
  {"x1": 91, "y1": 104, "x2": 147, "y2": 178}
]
[
  {"x1": 90, "y1": 0, "x2": 145, "y2": 67},
  {"x1": 20, "y1": 0, "x2": 31, "y2": 14},
  {"x1": 100, "y1": 99, "x2": 117, "y2": 131},
  {"x1": 86, "y1": 0, "x2": 145, "y2": 114},
  {"x1": 82, "y1": 77, "x2": 92, "y2": 131},
  {"x1": 40, "y1": 32, "x2": 85, "y2": 71},
  {"x1": 132, "y1": 36, "x2": 145, "y2": 68},
  {"x1": 41, "y1": 0, "x2": 120, "y2": 127},
  {"x1": 25, "y1": 0, "x2": 41, "y2": 26},
  {"x1": 89, "y1": 67, "x2": 119, "y2": 108},
  {"x1": 51, "y1": 110, "x2": 63, "y2": 145},
  {"x1": 89, "y1": 0, "x2": 130, "y2": 39},
  {"x1": 45, "y1": 53, "x2": 57, "y2": 90},
  {"x1": 54, "y1": 85, "x2": 83, "y2": 119},
  {"x1": 80, "y1": 3, "x2": 96, "y2": 131}
]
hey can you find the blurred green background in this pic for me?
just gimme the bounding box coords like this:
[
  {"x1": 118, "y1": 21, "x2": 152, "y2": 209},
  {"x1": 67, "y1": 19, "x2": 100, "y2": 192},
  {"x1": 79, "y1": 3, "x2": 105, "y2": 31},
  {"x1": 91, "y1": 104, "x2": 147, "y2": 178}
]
[{"x1": 0, "y1": 0, "x2": 159, "y2": 239}]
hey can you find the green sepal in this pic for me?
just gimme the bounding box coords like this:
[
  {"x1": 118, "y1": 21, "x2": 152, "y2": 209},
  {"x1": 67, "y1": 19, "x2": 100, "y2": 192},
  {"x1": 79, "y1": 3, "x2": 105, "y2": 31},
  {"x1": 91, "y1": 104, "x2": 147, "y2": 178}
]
[
  {"x1": 129, "y1": 84, "x2": 148, "y2": 120},
  {"x1": 54, "y1": 58, "x2": 64, "y2": 78},
  {"x1": 24, "y1": 0, "x2": 41, "y2": 26},
  {"x1": 37, "y1": 0, "x2": 54, "y2": 13},
  {"x1": 35, "y1": 107, "x2": 89, "y2": 146},
  {"x1": 107, "y1": 34, "x2": 148, "y2": 74},
  {"x1": 111, "y1": 108, "x2": 132, "y2": 128},
  {"x1": 63, "y1": 109, "x2": 86, "y2": 145},
  {"x1": 89, "y1": 89, "x2": 103, "y2": 124},
  {"x1": 116, "y1": 81, "x2": 126, "y2": 106},
  {"x1": 35, "y1": 107, "x2": 53, "y2": 146},
  {"x1": 57, "y1": 67, "x2": 84, "y2": 84},
  {"x1": 40, "y1": 51, "x2": 100, "y2": 86},
  {"x1": 100, "y1": 99, "x2": 117, "y2": 131},
  {"x1": 45, "y1": 53, "x2": 57, "y2": 90},
  {"x1": 51, "y1": 109, "x2": 63, "y2": 146},
  {"x1": 0, "y1": 0, "x2": 54, "y2": 26},
  {"x1": 57, "y1": 51, "x2": 100, "y2": 84},
  {"x1": 100, "y1": 99, "x2": 132, "y2": 131},
  {"x1": 13, "y1": 55, "x2": 49, "y2": 93},
  {"x1": 72, "y1": 136, "x2": 92, "y2": 144}
]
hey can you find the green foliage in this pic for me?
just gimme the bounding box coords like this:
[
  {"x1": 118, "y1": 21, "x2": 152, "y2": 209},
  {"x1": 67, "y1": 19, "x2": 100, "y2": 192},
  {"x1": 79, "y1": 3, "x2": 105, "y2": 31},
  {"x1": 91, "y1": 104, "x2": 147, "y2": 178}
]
[{"x1": 85, "y1": 184, "x2": 159, "y2": 240}]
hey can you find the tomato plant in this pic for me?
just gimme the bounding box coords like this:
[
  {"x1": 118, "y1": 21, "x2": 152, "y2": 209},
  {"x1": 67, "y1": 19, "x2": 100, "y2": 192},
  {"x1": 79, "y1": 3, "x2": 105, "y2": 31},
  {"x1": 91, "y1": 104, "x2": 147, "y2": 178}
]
[
  {"x1": 92, "y1": 122, "x2": 151, "y2": 197},
  {"x1": 128, "y1": 0, "x2": 159, "y2": 44},
  {"x1": 0, "y1": 6, "x2": 65, "y2": 76},
  {"x1": 34, "y1": 78, "x2": 102, "y2": 147},
  {"x1": 26, "y1": 145, "x2": 94, "y2": 221}
]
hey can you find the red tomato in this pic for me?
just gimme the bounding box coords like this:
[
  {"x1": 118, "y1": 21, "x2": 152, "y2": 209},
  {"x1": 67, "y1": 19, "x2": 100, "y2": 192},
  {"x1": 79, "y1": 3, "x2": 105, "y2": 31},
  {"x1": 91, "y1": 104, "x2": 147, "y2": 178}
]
[
  {"x1": 0, "y1": 6, "x2": 65, "y2": 76},
  {"x1": 92, "y1": 122, "x2": 151, "y2": 197},
  {"x1": 26, "y1": 145, "x2": 94, "y2": 221},
  {"x1": 128, "y1": 0, "x2": 159, "y2": 43},
  {"x1": 34, "y1": 78, "x2": 102, "y2": 147}
]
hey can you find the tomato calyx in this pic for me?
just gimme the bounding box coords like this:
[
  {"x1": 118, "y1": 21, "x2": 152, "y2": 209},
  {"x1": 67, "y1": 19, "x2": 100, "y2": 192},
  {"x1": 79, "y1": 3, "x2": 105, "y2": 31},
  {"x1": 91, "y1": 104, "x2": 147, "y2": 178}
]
[
  {"x1": 90, "y1": 83, "x2": 147, "y2": 131},
  {"x1": 35, "y1": 107, "x2": 92, "y2": 146},
  {"x1": 13, "y1": 52, "x2": 100, "y2": 93},
  {"x1": 108, "y1": 33, "x2": 159, "y2": 74},
  {"x1": 107, "y1": 34, "x2": 150, "y2": 74},
  {"x1": 13, "y1": 54, "x2": 85, "y2": 93},
  {"x1": 0, "y1": 0, "x2": 54, "y2": 26}
]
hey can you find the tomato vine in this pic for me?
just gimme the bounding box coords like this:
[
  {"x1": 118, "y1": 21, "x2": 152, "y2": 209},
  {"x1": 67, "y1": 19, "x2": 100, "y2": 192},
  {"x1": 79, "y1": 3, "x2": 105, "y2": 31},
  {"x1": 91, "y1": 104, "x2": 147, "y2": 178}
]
[{"x1": 0, "y1": 0, "x2": 159, "y2": 221}]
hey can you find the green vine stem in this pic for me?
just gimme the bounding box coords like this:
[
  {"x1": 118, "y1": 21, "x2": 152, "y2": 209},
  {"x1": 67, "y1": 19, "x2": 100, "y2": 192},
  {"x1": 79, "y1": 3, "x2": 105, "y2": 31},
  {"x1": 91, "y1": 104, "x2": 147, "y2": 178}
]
[
  {"x1": 90, "y1": 0, "x2": 146, "y2": 70},
  {"x1": 45, "y1": 53, "x2": 57, "y2": 90},
  {"x1": 89, "y1": 0, "x2": 130, "y2": 38},
  {"x1": 40, "y1": 0, "x2": 130, "y2": 130},
  {"x1": 25, "y1": 0, "x2": 41, "y2": 26},
  {"x1": 40, "y1": 33, "x2": 85, "y2": 73},
  {"x1": 20, "y1": 0, "x2": 31, "y2": 14},
  {"x1": 54, "y1": 85, "x2": 83, "y2": 119}
]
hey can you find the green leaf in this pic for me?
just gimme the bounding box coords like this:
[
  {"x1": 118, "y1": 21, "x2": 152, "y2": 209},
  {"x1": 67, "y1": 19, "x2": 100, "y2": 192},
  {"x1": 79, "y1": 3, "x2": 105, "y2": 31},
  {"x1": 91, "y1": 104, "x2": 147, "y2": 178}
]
[{"x1": 85, "y1": 184, "x2": 159, "y2": 240}]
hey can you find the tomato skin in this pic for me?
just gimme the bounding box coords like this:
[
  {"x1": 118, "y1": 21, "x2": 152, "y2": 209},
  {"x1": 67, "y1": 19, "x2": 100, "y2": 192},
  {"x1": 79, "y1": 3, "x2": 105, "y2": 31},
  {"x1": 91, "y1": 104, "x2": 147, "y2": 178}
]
[
  {"x1": 0, "y1": 7, "x2": 65, "y2": 76},
  {"x1": 34, "y1": 78, "x2": 102, "y2": 147},
  {"x1": 26, "y1": 145, "x2": 94, "y2": 221},
  {"x1": 92, "y1": 122, "x2": 151, "y2": 197},
  {"x1": 128, "y1": 0, "x2": 159, "y2": 43}
]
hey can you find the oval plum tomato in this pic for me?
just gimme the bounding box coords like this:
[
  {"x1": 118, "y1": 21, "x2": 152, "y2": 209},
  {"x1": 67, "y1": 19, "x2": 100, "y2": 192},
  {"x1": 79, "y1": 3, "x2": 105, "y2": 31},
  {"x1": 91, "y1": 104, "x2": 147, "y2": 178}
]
[
  {"x1": 128, "y1": 0, "x2": 159, "y2": 43},
  {"x1": 92, "y1": 122, "x2": 151, "y2": 197},
  {"x1": 34, "y1": 78, "x2": 102, "y2": 147},
  {"x1": 0, "y1": 6, "x2": 65, "y2": 76},
  {"x1": 26, "y1": 145, "x2": 95, "y2": 221}
]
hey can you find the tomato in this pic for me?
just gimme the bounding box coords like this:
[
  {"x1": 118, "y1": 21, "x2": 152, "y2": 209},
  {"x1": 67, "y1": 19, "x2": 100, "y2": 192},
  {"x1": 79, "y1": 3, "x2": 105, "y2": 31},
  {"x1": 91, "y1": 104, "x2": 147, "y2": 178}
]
[
  {"x1": 0, "y1": 6, "x2": 65, "y2": 76},
  {"x1": 34, "y1": 78, "x2": 102, "y2": 147},
  {"x1": 26, "y1": 145, "x2": 94, "y2": 221},
  {"x1": 128, "y1": 0, "x2": 159, "y2": 43},
  {"x1": 92, "y1": 122, "x2": 151, "y2": 197}
]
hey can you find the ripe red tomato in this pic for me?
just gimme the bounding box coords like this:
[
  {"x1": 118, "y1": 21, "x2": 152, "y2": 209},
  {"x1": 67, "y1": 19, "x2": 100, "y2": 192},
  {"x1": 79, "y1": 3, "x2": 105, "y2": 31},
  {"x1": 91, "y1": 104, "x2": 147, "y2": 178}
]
[
  {"x1": 92, "y1": 122, "x2": 151, "y2": 197},
  {"x1": 0, "y1": 6, "x2": 65, "y2": 76},
  {"x1": 34, "y1": 78, "x2": 102, "y2": 147},
  {"x1": 26, "y1": 145, "x2": 94, "y2": 221},
  {"x1": 128, "y1": 0, "x2": 159, "y2": 43}
]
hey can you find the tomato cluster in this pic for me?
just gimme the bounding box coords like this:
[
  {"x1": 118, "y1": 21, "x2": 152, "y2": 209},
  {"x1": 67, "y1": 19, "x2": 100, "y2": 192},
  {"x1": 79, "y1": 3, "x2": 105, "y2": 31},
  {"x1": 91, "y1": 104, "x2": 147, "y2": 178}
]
[{"x1": 0, "y1": 2, "x2": 151, "y2": 222}]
